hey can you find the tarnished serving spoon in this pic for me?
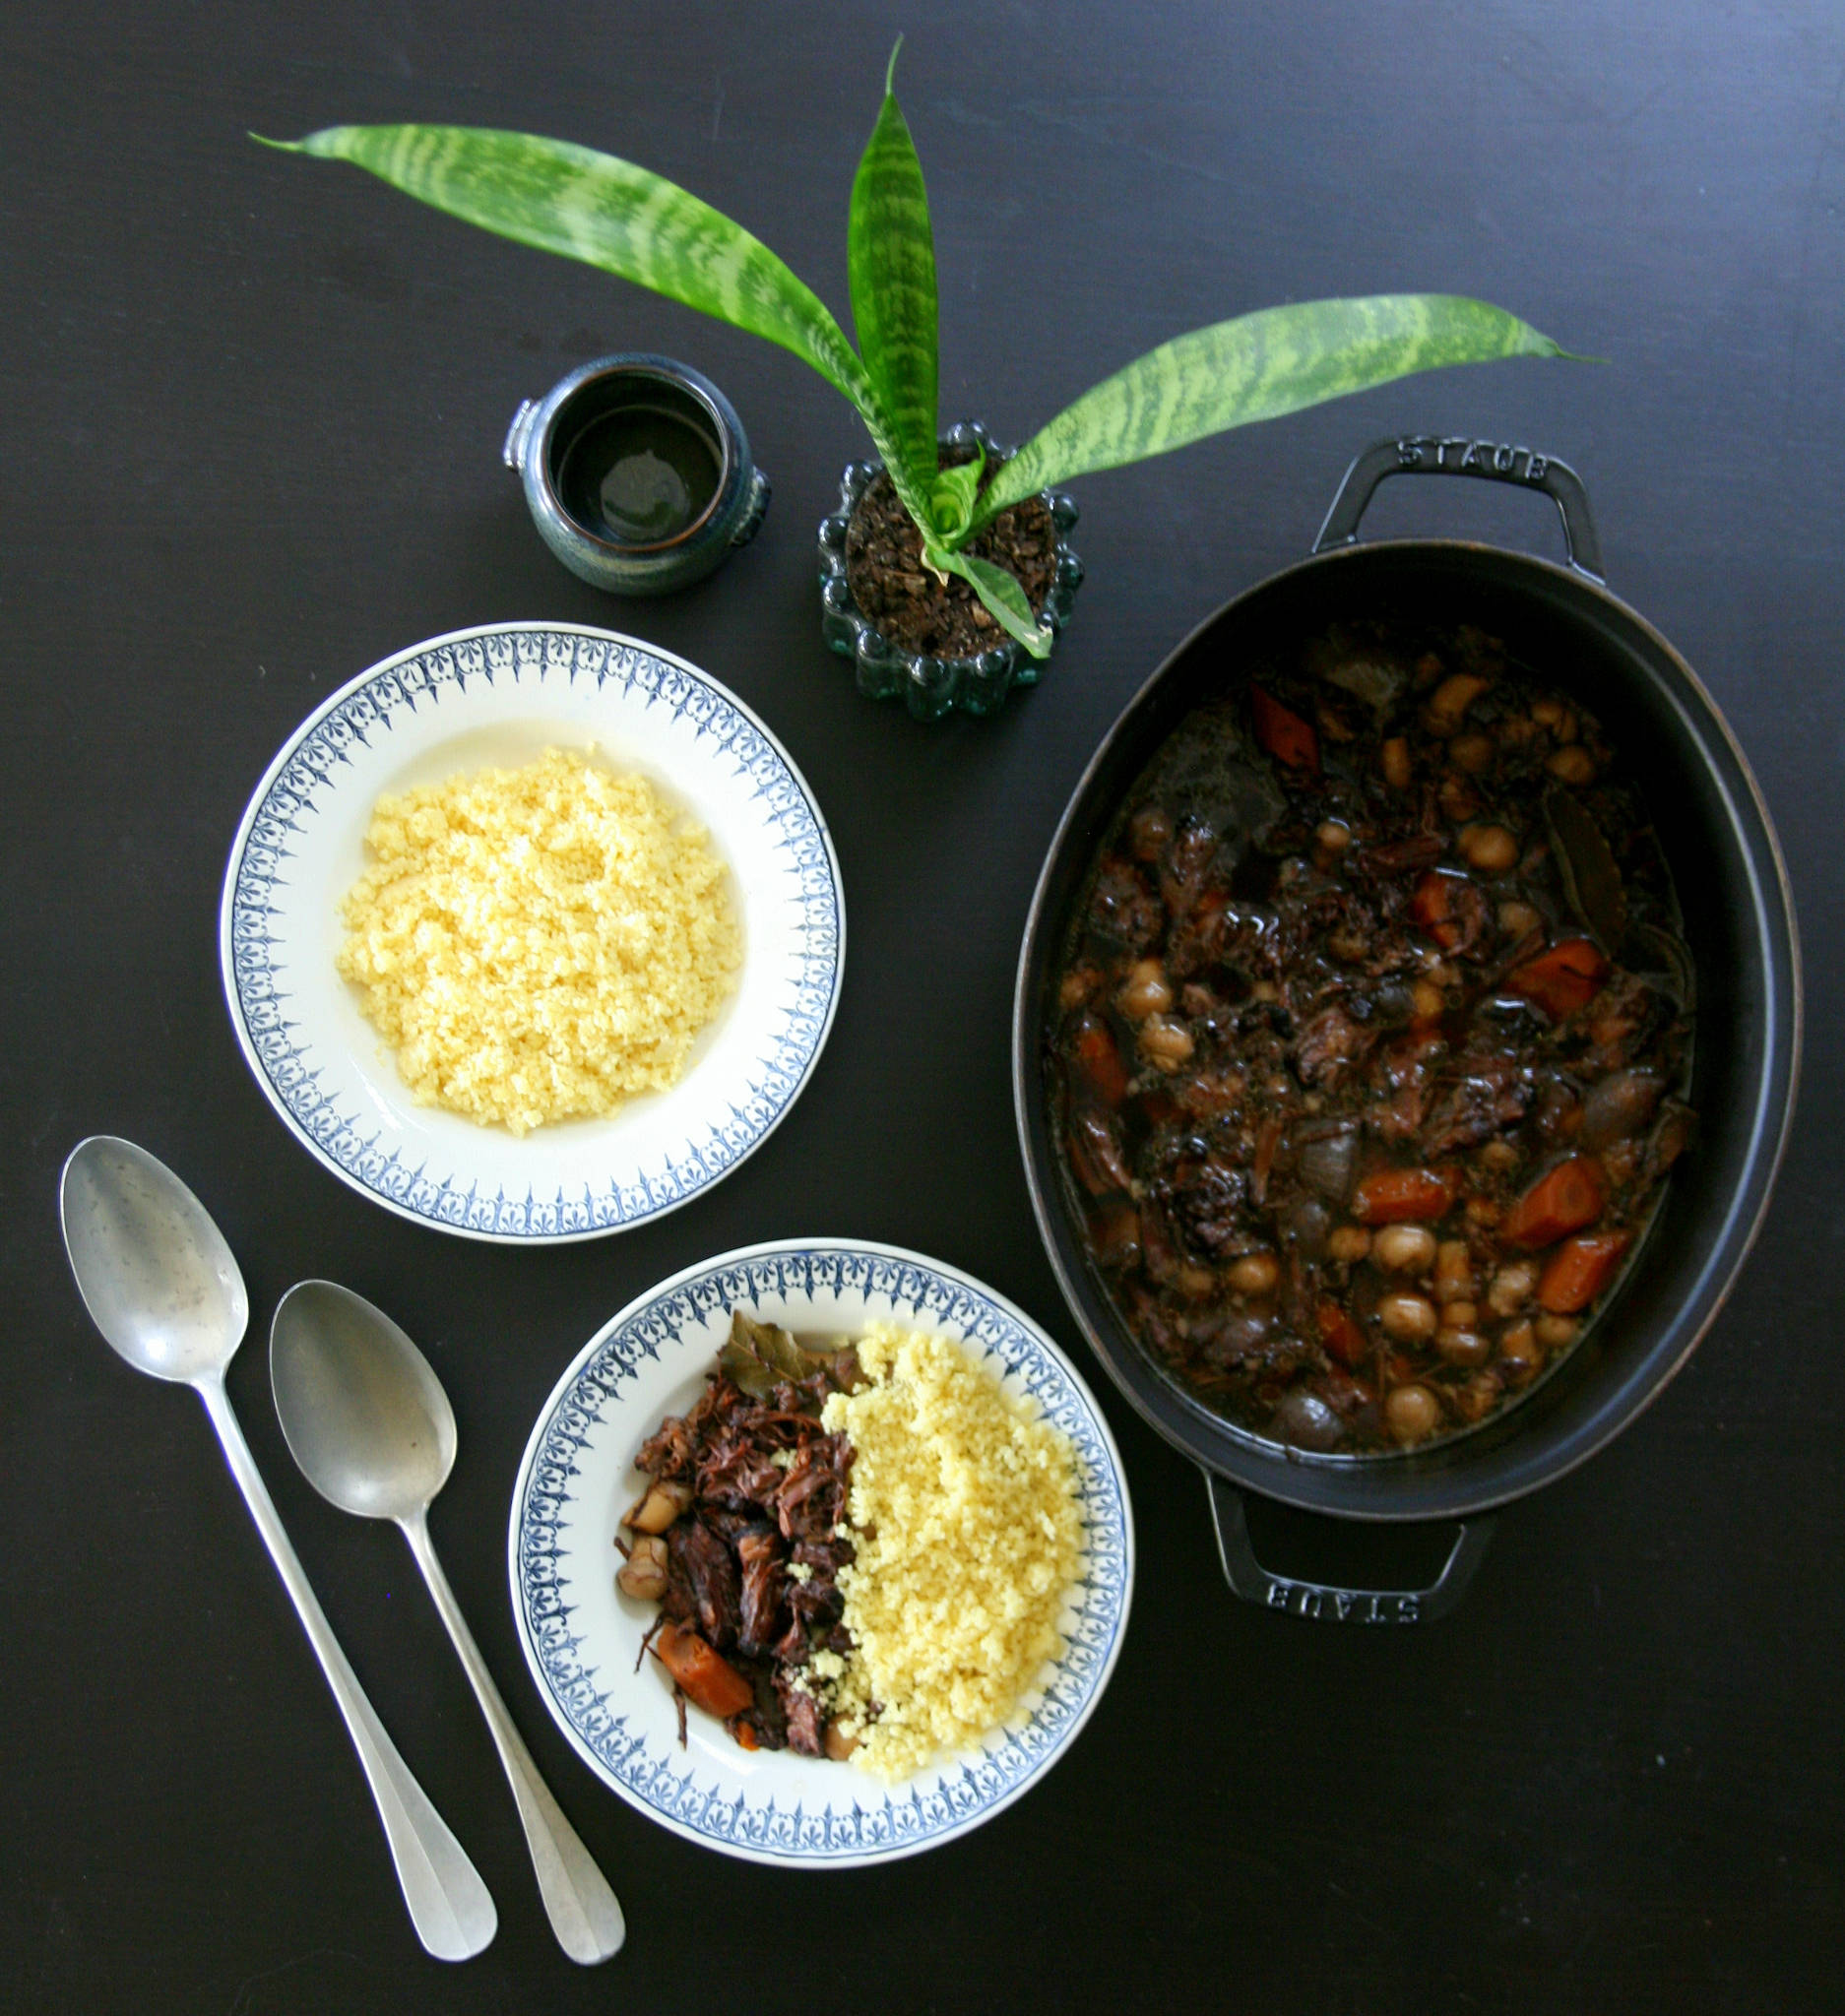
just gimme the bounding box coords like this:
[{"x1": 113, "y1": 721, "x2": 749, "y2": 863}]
[
  {"x1": 270, "y1": 1280, "x2": 624, "y2": 1966},
  {"x1": 57, "y1": 1137, "x2": 496, "y2": 1961}
]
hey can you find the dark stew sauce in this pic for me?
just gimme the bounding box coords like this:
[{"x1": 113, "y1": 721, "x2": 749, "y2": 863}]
[{"x1": 1050, "y1": 622, "x2": 1695, "y2": 1455}]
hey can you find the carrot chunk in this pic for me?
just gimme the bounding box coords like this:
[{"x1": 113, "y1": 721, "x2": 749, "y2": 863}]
[
  {"x1": 651, "y1": 1622, "x2": 755, "y2": 1720},
  {"x1": 1251, "y1": 686, "x2": 1320, "y2": 774},
  {"x1": 1502, "y1": 1157, "x2": 1608, "y2": 1250},
  {"x1": 1508, "y1": 938, "x2": 1610, "y2": 1019},
  {"x1": 1538, "y1": 1231, "x2": 1631, "y2": 1313},
  {"x1": 1352, "y1": 1166, "x2": 1458, "y2": 1224},
  {"x1": 1068, "y1": 1015, "x2": 1129, "y2": 1106},
  {"x1": 1411, "y1": 870, "x2": 1473, "y2": 950},
  {"x1": 1316, "y1": 1298, "x2": 1368, "y2": 1369}
]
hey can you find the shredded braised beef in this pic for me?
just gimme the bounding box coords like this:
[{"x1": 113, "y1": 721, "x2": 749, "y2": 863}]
[{"x1": 619, "y1": 1316, "x2": 862, "y2": 1757}]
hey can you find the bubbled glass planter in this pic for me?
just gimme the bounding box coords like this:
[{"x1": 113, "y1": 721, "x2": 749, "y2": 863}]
[{"x1": 817, "y1": 420, "x2": 1084, "y2": 722}]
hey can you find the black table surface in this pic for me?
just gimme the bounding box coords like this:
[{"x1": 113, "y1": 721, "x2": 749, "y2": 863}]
[{"x1": 5, "y1": 2, "x2": 1841, "y2": 2009}]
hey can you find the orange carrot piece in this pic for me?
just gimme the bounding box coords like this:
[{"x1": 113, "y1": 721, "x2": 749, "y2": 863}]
[
  {"x1": 1508, "y1": 938, "x2": 1610, "y2": 1019},
  {"x1": 1316, "y1": 1299, "x2": 1367, "y2": 1369},
  {"x1": 1411, "y1": 870, "x2": 1472, "y2": 950},
  {"x1": 1069, "y1": 1016, "x2": 1128, "y2": 1107},
  {"x1": 1352, "y1": 1166, "x2": 1458, "y2": 1224},
  {"x1": 1502, "y1": 1157, "x2": 1608, "y2": 1250},
  {"x1": 1538, "y1": 1231, "x2": 1631, "y2": 1313},
  {"x1": 1251, "y1": 686, "x2": 1320, "y2": 774},
  {"x1": 651, "y1": 1623, "x2": 754, "y2": 1720}
]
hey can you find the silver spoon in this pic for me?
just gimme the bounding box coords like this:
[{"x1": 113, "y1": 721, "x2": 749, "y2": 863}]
[
  {"x1": 270, "y1": 1281, "x2": 625, "y2": 1966},
  {"x1": 58, "y1": 1137, "x2": 496, "y2": 1962}
]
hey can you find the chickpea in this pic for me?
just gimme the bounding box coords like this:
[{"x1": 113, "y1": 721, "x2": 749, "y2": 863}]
[
  {"x1": 615, "y1": 1534, "x2": 670, "y2": 1601},
  {"x1": 1128, "y1": 804, "x2": 1173, "y2": 861},
  {"x1": 1488, "y1": 1261, "x2": 1539, "y2": 1316},
  {"x1": 1437, "y1": 1327, "x2": 1492, "y2": 1368},
  {"x1": 1228, "y1": 1250, "x2": 1281, "y2": 1296},
  {"x1": 1531, "y1": 696, "x2": 1577, "y2": 741},
  {"x1": 1478, "y1": 1138, "x2": 1521, "y2": 1170},
  {"x1": 1453, "y1": 1369, "x2": 1504, "y2": 1421},
  {"x1": 1440, "y1": 1300, "x2": 1479, "y2": 1330},
  {"x1": 1118, "y1": 959, "x2": 1174, "y2": 1020},
  {"x1": 1381, "y1": 736, "x2": 1413, "y2": 788},
  {"x1": 1459, "y1": 824, "x2": 1519, "y2": 874},
  {"x1": 1536, "y1": 1313, "x2": 1580, "y2": 1351},
  {"x1": 1328, "y1": 1225, "x2": 1371, "y2": 1264},
  {"x1": 624, "y1": 1480, "x2": 692, "y2": 1534},
  {"x1": 1374, "y1": 1225, "x2": 1437, "y2": 1274},
  {"x1": 1439, "y1": 773, "x2": 1482, "y2": 824},
  {"x1": 1498, "y1": 1319, "x2": 1543, "y2": 1384},
  {"x1": 1057, "y1": 968, "x2": 1096, "y2": 1011},
  {"x1": 1411, "y1": 979, "x2": 1446, "y2": 1023},
  {"x1": 1138, "y1": 1014, "x2": 1194, "y2": 1069},
  {"x1": 1498, "y1": 899, "x2": 1543, "y2": 938},
  {"x1": 1449, "y1": 731, "x2": 1495, "y2": 774},
  {"x1": 1435, "y1": 1239, "x2": 1475, "y2": 1299},
  {"x1": 1177, "y1": 1263, "x2": 1217, "y2": 1300},
  {"x1": 1427, "y1": 672, "x2": 1490, "y2": 732},
  {"x1": 1328, "y1": 929, "x2": 1370, "y2": 964},
  {"x1": 1547, "y1": 745, "x2": 1597, "y2": 787},
  {"x1": 823, "y1": 1721, "x2": 859, "y2": 1763},
  {"x1": 1385, "y1": 1383, "x2": 1442, "y2": 1444},
  {"x1": 1378, "y1": 1292, "x2": 1439, "y2": 1342},
  {"x1": 1464, "y1": 1196, "x2": 1502, "y2": 1228},
  {"x1": 1315, "y1": 819, "x2": 1352, "y2": 854}
]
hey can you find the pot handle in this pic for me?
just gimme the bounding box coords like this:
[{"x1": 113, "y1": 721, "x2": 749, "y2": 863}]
[
  {"x1": 1206, "y1": 1472, "x2": 1495, "y2": 1623},
  {"x1": 1312, "y1": 435, "x2": 1605, "y2": 583}
]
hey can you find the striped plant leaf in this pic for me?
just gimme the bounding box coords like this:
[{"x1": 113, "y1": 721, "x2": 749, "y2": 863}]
[
  {"x1": 267, "y1": 123, "x2": 891, "y2": 437},
  {"x1": 924, "y1": 544, "x2": 1052, "y2": 658},
  {"x1": 849, "y1": 41, "x2": 940, "y2": 500},
  {"x1": 970, "y1": 294, "x2": 1568, "y2": 527}
]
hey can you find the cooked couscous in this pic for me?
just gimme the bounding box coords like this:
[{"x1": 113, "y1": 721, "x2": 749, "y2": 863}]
[
  {"x1": 816, "y1": 1323, "x2": 1083, "y2": 1779},
  {"x1": 337, "y1": 747, "x2": 739, "y2": 1134}
]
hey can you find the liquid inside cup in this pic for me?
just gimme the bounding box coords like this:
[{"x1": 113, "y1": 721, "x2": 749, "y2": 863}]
[{"x1": 549, "y1": 379, "x2": 724, "y2": 546}]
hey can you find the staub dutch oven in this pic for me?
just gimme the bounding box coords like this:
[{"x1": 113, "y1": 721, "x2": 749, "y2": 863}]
[{"x1": 1014, "y1": 436, "x2": 1801, "y2": 1622}]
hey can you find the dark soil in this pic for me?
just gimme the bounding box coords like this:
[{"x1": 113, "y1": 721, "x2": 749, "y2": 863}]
[{"x1": 844, "y1": 451, "x2": 1058, "y2": 660}]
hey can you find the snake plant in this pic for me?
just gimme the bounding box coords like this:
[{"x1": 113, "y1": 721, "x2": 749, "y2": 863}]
[{"x1": 264, "y1": 42, "x2": 1572, "y2": 656}]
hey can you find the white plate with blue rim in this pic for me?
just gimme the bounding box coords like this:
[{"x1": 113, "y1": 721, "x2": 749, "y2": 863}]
[
  {"x1": 508, "y1": 1239, "x2": 1135, "y2": 1866},
  {"x1": 219, "y1": 623, "x2": 845, "y2": 1242}
]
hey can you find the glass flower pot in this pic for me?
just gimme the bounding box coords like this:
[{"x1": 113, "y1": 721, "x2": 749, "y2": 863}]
[{"x1": 816, "y1": 420, "x2": 1084, "y2": 722}]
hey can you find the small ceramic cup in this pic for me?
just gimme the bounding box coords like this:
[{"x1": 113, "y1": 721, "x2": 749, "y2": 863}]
[{"x1": 503, "y1": 354, "x2": 771, "y2": 596}]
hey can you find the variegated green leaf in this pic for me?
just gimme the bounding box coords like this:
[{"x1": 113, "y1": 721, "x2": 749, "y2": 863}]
[
  {"x1": 923, "y1": 543, "x2": 1052, "y2": 658},
  {"x1": 850, "y1": 40, "x2": 940, "y2": 499},
  {"x1": 974, "y1": 294, "x2": 1567, "y2": 525},
  {"x1": 927, "y1": 444, "x2": 985, "y2": 542},
  {"x1": 266, "y1": 123, "x2": 884, "y2": 424}
]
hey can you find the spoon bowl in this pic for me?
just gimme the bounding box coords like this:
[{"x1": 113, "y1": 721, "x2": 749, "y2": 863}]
[
  {"x1": 272, "y1": 1281, "x2": 456, "y2": 1522},
  {"x1": 60, "y1": 1135, "x2": 249, "y2": 1383}
]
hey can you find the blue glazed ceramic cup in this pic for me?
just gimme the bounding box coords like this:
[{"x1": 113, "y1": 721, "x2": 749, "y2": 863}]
[{"x1": 503, "y1": 355, "x2": 770, "y2": 597}]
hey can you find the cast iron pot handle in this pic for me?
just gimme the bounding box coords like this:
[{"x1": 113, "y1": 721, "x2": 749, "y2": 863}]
[
  {"x1": 1313, "y1": 435, "x2": 1605, "y2": 583},
  {"x1": 1206, "y1": 1473, "x2": 1495, "y2": 1623}
]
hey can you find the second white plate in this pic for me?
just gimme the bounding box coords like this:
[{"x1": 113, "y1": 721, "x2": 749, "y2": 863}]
[{"x1": 220, "y1": 623, "x2": 845, "y2": 1241}]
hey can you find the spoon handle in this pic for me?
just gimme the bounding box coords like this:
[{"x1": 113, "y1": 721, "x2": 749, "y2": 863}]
[
  {"x1": 404, "y1": 1514, "x2": 625, "y2": 1965},
  {"x1": 196, "y1": 1378, "x2": 498, "y2": 1962}
]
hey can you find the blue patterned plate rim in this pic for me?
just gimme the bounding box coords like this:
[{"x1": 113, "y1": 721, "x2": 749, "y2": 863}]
[
  {"x1": 506, "y1": 1238, "x2": 1136, "y2": 1866},
  {"x1": 217, "y1": 621, "x2": 846, "y2": 1244}
]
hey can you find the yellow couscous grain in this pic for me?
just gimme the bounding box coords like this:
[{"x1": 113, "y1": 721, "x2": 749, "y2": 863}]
[
  {"x1": 336, "y1": 747, "x2": 740, "y2": 1134},
  {"x1": 816, "y1": 1323, "x2": 1082, "y2": 1780}
]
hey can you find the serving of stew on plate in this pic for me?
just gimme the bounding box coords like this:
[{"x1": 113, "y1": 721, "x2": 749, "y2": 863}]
[{"x1": 1049, "y1": 620, "x2": 1695, "y2": 1456}]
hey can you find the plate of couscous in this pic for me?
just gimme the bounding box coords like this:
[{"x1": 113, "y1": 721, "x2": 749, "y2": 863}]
[
  {"x1": 220, "y1": 623, "x2": 844, "y2": 1241},
  {"x1": 508, "y1": 1239, "x2": 1135, "y2": 1865}
]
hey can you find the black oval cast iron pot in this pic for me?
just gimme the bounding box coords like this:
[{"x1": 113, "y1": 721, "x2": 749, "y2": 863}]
[{"x1": 1013, "y1": 437, "x2": 1802, "y2": 1622}]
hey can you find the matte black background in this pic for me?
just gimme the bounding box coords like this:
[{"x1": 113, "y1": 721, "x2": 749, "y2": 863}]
[{"x1": 4, "y1": 3, "x2": 1840, "y2": 2010}]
